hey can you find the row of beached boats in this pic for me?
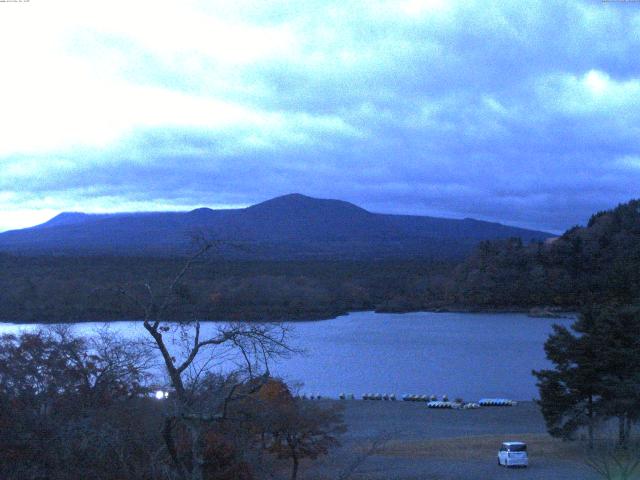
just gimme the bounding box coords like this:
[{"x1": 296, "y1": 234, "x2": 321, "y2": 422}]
[
  {"x1": 402, "y1": 394, "x2": 447, "y2": 402},
  {"x1": 327, "y1": 393, "x2": 517, "y2": 408}
]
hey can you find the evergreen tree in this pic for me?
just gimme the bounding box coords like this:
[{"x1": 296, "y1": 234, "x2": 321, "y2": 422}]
[
  {"x1": 534, "y1": 305, "x2": 640, "y2": 448},
  {"x1": 586, "y1": 307, "x2": 640, "y2": 446},
  {"x1": 534, "y1": 317, "x2": 600, "y2": 447}
]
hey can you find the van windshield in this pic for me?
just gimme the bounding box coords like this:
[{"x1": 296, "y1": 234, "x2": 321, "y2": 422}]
[{"x1": 506, "y1": 444, "x2": 527, "y2": 452}]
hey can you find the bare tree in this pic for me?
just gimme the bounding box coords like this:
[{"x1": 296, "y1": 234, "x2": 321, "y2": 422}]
[{"x1": 119, "y1": 242, "x2": 296, "y2": 480}]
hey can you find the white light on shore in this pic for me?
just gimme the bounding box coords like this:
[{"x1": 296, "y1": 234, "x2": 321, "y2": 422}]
[{"x1": 155, "y1": 390, "x2": 165, "y2": 400}]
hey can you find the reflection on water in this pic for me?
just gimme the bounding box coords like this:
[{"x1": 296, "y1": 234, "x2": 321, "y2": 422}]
[{"x1": 0, "y1": 311, "x2": 573, "y2": 400}]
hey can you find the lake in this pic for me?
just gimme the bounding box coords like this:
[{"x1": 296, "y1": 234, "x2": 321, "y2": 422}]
[{"x1": 0, "y1": 311, "x2": 573, "y2": 401}]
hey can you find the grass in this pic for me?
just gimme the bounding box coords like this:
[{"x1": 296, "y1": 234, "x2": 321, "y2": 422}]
[{"x1": 377, "y1": 433, "x2": 585, "y2": 461}]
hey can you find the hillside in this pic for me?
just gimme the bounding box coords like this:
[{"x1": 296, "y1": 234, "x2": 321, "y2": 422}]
[
  {"x1": 445, "y1": 199, "x2": 640, "y2": 309},
  {"x1": 0, "y1": 194, "x2": 551, "y2": 260}
]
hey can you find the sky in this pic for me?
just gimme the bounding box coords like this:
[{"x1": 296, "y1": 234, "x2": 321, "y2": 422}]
[{"x1": 1, "y1": 0, "x2": 640, "y2": 234}]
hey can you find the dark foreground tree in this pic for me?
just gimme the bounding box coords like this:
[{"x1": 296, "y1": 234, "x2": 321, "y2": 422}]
[
  {"x1": 0, "y1": 328, "x2": 157, "y2": 480},
  {"x1": 270, "y1": 400, "x2": 346, "y2": 480},
  {"x1": 533, "y1": 316, "x2": 600, "y2": 448},
  {"x1": 246, "y1": 379, "x2": 346, "y2": 480},
  {"x1": 534, "y1": 305, "x2": 640, "y2": 448}
]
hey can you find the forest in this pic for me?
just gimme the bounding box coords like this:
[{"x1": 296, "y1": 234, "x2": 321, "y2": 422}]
[
  {"x1": 447, "y1": 199, "x2": 640, "y2": 310},
  {"x1": 0, "y1": 256, "x2": 453, "y2": 322},
  {"x1": 1, "y1": 199, "x2": 639, "y2": 323}
]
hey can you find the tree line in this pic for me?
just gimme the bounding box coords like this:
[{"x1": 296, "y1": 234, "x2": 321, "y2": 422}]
[
  {"x1": 0, "y1": 255, "x2": 452, "y2": 322},
  {"x1": 447, "y1": 199, "x2": 640, "y2": 310}
]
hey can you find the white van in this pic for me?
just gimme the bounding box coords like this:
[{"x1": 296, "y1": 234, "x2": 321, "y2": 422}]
[{"x1": 498, "y1": 441, "x2": 528, "y2": 467}]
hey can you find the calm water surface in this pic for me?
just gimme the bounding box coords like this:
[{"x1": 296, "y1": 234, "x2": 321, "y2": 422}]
[{"x1": 0, "y1": 311, "x2": 573, "y2": 401}]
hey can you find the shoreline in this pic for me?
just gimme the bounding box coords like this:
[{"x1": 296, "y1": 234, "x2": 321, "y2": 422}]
[{"x1": 0, "y1": 306, "x2": 578, "y2": 325}]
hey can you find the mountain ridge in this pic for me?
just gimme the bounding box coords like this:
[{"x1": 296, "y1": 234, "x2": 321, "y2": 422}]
[{"x1": 0, "y1": 194, "x2": 552, "y2": 259}]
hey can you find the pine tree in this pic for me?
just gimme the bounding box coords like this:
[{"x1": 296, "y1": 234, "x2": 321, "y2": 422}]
[{"x1": 534, "y1": 305, "x2": 640, "y2": 448}]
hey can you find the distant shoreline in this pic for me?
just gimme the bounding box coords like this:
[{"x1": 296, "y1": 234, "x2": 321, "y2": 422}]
[
  {"x1": 378, "y1": 305, "x2": 577, "y2": 318},
  {"x1": 0, "y1": 306, "x2": 578, "y2": 325}
]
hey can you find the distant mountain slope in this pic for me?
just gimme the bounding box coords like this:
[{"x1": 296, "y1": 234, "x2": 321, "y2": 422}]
[{"x1": 0, "y1": 193, "x2": 552, "y2": 259}]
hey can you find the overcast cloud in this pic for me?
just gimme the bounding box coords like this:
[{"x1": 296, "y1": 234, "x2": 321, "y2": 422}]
[{"x1": 1, "y1": 0, "x2": 640, "y2": 233}]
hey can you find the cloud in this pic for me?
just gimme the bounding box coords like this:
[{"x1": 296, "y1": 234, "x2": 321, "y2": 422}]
[{"x1": 1, "y1": 0, "x2": 640, "y2": 233}]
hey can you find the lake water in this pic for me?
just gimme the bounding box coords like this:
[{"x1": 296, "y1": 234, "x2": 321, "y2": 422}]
[{"x1": 0, "y1": 311, "x2": 573, "y2": 401}]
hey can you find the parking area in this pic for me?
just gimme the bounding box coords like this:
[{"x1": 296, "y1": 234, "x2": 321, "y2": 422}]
[{"x1": 300, "y1": 400, "x2": 601, "y2": 480}]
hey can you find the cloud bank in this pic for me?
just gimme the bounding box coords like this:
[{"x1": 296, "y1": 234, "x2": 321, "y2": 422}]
[{"x1": 1, "y1": 0, "x2": 640, "y2": 233}]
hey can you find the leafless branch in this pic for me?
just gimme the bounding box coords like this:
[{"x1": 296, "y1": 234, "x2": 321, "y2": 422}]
[{"x1": 336, "y1": 432, "x2": 393, "y2": 480}]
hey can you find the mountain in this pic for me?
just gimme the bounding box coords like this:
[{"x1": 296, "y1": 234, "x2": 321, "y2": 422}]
[{"x1": 0, "y1": 193, "x2": 552, "y2": 259}]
